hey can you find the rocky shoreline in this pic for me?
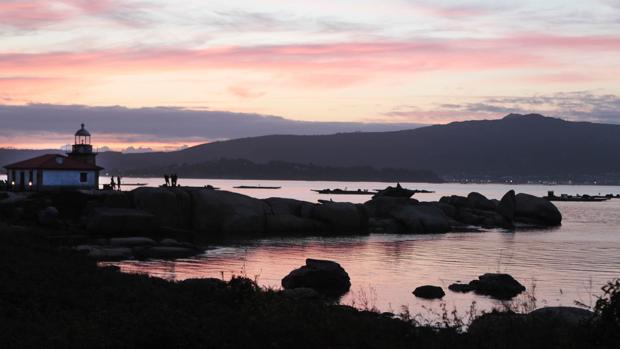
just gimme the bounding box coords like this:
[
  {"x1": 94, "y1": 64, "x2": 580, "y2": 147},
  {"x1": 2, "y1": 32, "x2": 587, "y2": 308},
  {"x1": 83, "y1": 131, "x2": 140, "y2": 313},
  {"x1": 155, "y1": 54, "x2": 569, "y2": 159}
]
[{"x1": 0, "y1": 186, "x2": 562, "y2": 260}]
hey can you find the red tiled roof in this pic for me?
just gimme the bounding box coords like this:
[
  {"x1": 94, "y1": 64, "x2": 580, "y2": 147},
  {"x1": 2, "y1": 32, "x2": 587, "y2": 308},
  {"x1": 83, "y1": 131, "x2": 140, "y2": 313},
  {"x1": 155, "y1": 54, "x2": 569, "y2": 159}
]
[{"x1": 4, "y1": 154, "x2": 103, "y2": 170}]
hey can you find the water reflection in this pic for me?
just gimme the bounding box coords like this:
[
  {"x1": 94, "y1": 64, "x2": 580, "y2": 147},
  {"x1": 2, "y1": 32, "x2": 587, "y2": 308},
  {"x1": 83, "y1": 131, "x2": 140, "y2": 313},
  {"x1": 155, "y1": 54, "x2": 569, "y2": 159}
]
[{"x1": 96, "y1": 179, "x2": 620, "y2": 314}]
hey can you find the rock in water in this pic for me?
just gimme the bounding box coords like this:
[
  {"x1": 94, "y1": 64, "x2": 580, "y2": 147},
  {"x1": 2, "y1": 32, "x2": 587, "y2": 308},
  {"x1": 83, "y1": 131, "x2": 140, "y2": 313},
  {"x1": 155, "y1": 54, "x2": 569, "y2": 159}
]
[
  {"x1": 469, "y1": 273, "x2": 526, "y2": 299},
  {"x1": 413, "y1": 285, "x2": 445, "y2": 299},
  {"x1": 448, "y1": 283, "x2": 473, "y2": 293},
  {"x1": 514, "y1": 193, "x2": 562, "y2": 226},
  {"x1": 282, "y1": 259, "x2": 351, "y2": 297},
  {"x1": 496, "y1": 190, "x2": 516, "y2": 221}
]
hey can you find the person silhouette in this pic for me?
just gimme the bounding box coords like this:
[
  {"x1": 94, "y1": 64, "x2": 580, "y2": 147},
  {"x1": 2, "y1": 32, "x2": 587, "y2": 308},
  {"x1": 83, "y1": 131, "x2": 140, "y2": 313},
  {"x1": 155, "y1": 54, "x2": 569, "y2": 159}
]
[
  {"x1": 171, "y1": 174, "x2": 177, "y2": 187},
  {"x1": 110, "y1": 177, "x2": 116, "y2": 190},
  {"x1": 117, "y1": 176, "x2": 122, "y2": 191},
  {"x1": 164, "y1": 174, "x2": 170, "y2": 187}
]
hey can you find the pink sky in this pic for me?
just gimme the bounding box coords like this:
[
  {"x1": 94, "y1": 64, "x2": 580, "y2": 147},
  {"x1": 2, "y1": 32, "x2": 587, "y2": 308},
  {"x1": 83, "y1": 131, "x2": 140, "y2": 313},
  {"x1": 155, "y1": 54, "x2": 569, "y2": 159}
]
[{"x1": 1, "y1": 0, "x2": 619, "y2": 150}]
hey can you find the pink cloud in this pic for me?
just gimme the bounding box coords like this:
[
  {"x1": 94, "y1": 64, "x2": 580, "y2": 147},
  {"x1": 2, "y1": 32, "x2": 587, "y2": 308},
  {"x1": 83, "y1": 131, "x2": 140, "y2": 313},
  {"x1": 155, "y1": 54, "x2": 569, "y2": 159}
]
[
  {"x1": 0, "y1": 0, "x2": 144, "y2": 29},
  {"x1": 228, "y1": 85, "x2": 265, "y2": 99},
  {"x1": 0, "y1": 34, "x2": 618, "y2": 90},
  {"x1": 0, "y1": 2, "x2": 73, "y2": 29}
]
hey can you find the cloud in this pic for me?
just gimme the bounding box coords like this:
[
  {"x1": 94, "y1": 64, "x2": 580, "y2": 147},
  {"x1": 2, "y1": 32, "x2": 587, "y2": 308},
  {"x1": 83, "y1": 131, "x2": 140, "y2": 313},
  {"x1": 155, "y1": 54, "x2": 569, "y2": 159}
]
[
  {"x1": 3, "y1": 34, "x2": 618, "y2": 91},
  {"x1": 0, "y1": 0, "x2": 150, "y2": 30},
  {"x1": 0, "y1": 103, "x2": 424, "y2": 150},
  {"x1": 227, "y1": 85, "x2": 265, "y2": 99},
  {"x1": 381, "y1": 91, "x2": 620, "y2": 124}
]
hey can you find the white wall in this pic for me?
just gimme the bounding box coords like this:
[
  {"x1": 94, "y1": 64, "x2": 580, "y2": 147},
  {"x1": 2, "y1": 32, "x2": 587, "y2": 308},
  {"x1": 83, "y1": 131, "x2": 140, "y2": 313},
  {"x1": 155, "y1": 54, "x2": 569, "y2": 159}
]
[
  {"x1": 7, "y1": 170, "x2": 37, "y2": 185},
  {"x1": 42, "y1": 170, "x2": 97, "y2": 187}
]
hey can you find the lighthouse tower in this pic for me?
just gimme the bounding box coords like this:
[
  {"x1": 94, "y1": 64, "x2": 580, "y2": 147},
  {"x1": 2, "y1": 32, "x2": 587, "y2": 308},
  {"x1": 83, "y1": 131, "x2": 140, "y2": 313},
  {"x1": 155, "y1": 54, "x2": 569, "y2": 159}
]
[{"x1": 67, "y1": 123, "x2": 97, "y2": 165}]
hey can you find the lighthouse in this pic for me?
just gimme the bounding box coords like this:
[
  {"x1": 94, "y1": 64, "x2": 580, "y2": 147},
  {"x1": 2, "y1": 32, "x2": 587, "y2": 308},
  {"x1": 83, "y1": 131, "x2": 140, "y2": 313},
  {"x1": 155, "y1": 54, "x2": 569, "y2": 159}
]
[{"x1": 67, "y1": 123, "x2": 97, "y2": 165}]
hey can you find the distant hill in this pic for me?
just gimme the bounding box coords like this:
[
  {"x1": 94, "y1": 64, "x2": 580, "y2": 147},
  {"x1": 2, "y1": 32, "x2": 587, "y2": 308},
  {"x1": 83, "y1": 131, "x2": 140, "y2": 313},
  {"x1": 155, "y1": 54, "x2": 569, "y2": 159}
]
[
  {"x1": 97, "y1": 114, "x2": 620, "y2": 178},
  {"x1": 4, "y1": 114, "x2": 620, "y2": 182}
]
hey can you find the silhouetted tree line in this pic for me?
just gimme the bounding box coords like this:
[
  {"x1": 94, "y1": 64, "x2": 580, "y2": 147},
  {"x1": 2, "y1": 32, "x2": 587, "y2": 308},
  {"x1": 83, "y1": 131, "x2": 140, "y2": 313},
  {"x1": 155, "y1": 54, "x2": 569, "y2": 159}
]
[{"x1": 124, "y1": 158, "x2": 443, "y2": 183}]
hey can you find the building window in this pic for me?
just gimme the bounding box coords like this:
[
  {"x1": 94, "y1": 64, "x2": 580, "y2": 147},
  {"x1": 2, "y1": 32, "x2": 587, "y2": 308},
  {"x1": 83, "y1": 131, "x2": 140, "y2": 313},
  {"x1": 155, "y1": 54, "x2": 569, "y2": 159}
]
[{"x1": 80, "y1": 172, "x2": 88, "y2": 183}]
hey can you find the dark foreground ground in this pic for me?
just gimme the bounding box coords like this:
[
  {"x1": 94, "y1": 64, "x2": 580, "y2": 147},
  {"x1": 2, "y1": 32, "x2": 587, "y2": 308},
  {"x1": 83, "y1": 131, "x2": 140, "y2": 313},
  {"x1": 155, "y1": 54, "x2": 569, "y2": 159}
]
[{"x1": 0, "y1": 224, "x2": 618, "y2": 349}]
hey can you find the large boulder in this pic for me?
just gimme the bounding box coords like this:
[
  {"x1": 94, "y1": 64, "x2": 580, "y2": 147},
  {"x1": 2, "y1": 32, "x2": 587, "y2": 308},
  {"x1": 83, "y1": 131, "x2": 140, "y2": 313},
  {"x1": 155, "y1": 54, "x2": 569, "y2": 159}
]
[
  {"x1": 310, "y1": 202, "x2": 366, "y2": 233},
  {"x1": 413, "y1": 285, "x2": 445, "y2": 299},
  {"x1": 514, "y1": 193, "x2": 562, "y2": 226},
  {"x1": 281, "y1": 259, "x2": 351, "y2": 297},
  {"x1": 132, "y1": 187, "x2": 192, "y2": 229},
  {"x1": 467, "y1": 192, "x2": 496, "y2": 211},
  {"x1": 190, "y1": 189, "x2": 268, "y2": 236},
  {"x1": 469, "y1": 273, "x2": 526, "y2": 299},
  {"x1": 389, "y1": 204, "x2": 451, "y2": 233},
  {"x1": 496, "y1": 190, "x2": 516, "y2": 221},
  {"x1": 85, "y1": 208, "x2": 156, "y2": 235},
  {"x1": 528, "y1": 306, "x2": 593, "y2": 325}
]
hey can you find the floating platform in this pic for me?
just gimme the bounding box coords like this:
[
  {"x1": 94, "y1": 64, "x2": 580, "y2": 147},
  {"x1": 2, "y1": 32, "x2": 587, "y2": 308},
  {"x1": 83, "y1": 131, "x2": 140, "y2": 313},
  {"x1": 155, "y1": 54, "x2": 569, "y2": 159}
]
[
  {"x1": 545, "y1": 191, "x2": 610, "y2": 202},
  {"x1": 234, "y1": 185, "x2": 281, "y2": 189},
  {"x1": 312, "y1": 188, "x2": 376, "y2": 195}
]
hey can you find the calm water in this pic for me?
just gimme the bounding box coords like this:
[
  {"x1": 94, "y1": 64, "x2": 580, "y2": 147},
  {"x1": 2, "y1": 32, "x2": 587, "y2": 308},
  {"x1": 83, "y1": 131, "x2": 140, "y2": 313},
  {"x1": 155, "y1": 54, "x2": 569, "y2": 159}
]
[{"x1": 95, "y1": 177, "x2": 620, "y2": 315}]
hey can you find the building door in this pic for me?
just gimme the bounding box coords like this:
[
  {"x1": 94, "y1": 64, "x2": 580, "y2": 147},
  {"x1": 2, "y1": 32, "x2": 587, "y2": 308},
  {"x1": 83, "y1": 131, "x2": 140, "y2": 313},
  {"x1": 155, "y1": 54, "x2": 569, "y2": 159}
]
[{"x1": 19, "y1": 171, "x2": 25, "y2": 191}]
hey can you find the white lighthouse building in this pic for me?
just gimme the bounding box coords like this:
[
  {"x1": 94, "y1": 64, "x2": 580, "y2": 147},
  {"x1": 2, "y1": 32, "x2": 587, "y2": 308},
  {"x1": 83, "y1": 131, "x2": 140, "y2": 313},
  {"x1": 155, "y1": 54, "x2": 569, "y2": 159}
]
[{"x1": 4, "y1": 124, "x2": 103, "y2": 191}]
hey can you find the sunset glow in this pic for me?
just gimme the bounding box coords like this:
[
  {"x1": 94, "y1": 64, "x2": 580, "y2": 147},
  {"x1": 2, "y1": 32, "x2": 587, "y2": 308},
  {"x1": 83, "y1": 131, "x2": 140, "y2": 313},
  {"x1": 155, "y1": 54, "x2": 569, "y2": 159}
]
[{"x1": 1, "y1": 0, "x2": 620, "y2": 150}]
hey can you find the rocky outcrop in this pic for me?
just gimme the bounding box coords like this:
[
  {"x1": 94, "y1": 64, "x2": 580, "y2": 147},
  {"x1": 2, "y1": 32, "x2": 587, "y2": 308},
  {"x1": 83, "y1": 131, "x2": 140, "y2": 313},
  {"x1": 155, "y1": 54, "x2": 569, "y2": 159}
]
[
  {"x1": 282, "y1": 259, "x2": 351, "y2": 297},
  {"x1": 413, "y1": 285, "x2": 445, "y2": 299},
  {"x1": 263, "y1": 197, "x2": 314, "y2": 217},
  {"x1": 85, "y1": 208, "x2": 156, "y2": 235},
  {"x1": 132, "y1": 187, "x2": 192, "y2": 229},
  {"x1": 265, "y1": 214, "x2": 325, "y2": 234},
  {"x1": 310, "y1": 202, "x2": 366, "y2": 233},
  {"x1": 390, "y1": 204, "x2": 451, "y2": 233},
  {"x1": 190, "y1": 189, "x2": 269, "y2": 236},
  {"x1": 514, "y1": 193, "x2": 562, "y2": 226}
]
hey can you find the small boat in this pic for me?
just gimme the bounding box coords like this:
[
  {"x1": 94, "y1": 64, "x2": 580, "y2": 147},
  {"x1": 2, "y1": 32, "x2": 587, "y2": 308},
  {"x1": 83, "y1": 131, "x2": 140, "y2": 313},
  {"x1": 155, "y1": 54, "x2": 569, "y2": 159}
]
[
  {"x1": 234, "y1": 185, "x2": 281, "y2": 189},
  {"x1": 119, "y1": 183, "x2": 147, "y2": 186},
  {"x1": 545, "y1": 191, "x2": 610, "y2": 202},
  {"x1": 374, "y1": 183, "x2": 418, "y2": 198},
  {"x1": 312, "y1": 188, "x2": 376, "y2": 195}
]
